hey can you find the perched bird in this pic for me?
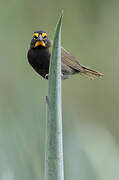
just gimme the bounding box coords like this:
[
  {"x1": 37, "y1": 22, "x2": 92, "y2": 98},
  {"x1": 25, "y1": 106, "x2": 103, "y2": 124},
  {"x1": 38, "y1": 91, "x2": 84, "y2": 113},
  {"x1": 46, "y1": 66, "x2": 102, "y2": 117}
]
[{"x1": 27, "y1": 30, "x2": 103, "y2": 80}]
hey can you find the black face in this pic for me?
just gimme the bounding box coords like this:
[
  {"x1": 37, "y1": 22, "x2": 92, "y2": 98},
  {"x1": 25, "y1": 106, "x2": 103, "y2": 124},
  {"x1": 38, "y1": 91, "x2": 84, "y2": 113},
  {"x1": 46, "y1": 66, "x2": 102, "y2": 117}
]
[{"x1": 30, "y1": 30, "x2": 51, "y2": 49}]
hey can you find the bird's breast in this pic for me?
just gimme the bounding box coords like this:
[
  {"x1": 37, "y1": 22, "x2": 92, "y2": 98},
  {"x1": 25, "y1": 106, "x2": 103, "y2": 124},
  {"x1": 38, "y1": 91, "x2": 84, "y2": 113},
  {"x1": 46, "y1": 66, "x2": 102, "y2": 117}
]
[{"x1": 27, "y1": 48, "x2": 50, "y2": 77}]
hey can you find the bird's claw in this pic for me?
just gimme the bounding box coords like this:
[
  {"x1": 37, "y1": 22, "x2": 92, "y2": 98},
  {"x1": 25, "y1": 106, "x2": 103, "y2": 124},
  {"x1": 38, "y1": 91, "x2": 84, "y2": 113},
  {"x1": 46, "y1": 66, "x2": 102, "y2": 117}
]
[
  {"x1": 45, "y1": 74, "x2": 48, "y2": 79},
  {"x1": 45, "y1": 73, "x2": 63, "y2": 79}
]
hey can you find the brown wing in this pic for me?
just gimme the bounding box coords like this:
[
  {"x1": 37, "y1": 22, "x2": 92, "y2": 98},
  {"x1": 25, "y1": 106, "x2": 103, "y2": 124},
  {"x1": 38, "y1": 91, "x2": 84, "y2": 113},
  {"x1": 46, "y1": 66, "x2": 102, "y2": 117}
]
[
  {"x1": 61, "y1": 47, "x2": 85, "y2": 73},
  {"x1": 49, "y1": 42, "x2": 103, "y2": 79}
]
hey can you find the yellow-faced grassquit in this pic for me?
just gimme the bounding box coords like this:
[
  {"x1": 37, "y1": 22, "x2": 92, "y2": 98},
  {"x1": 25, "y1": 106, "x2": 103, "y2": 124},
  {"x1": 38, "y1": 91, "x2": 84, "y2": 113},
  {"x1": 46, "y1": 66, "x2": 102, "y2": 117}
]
[{"x1": 27, "y1": 30, "x2": 103, "y2": 80}]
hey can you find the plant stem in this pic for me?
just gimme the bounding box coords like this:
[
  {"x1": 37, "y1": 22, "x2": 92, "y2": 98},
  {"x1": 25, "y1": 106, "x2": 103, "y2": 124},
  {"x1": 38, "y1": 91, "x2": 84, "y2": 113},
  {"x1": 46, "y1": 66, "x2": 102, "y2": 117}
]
[{"x1": 45, "y1": 15, "x2": 64, "y2": 180}]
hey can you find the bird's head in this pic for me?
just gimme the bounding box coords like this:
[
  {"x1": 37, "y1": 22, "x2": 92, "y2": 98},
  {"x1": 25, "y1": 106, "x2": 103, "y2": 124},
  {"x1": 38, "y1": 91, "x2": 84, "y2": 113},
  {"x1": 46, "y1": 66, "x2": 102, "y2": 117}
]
[{"x1": 30, "y1": 30, "x2": 51, "y2": 49}]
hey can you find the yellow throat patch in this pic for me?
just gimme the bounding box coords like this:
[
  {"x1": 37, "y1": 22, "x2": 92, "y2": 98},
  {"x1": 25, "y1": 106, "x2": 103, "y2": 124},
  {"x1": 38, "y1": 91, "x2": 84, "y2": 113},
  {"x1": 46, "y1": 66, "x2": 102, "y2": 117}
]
[{"x1": 35, "y1": 41, "x2": 46, "y2": 47}]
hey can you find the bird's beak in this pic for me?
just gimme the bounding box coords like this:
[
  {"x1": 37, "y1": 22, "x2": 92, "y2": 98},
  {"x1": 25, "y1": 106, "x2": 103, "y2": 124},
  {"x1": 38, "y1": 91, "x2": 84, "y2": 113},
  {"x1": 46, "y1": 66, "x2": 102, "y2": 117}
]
[{"x1": 37, "y1": 34, "x2": 43, "y2": 41}]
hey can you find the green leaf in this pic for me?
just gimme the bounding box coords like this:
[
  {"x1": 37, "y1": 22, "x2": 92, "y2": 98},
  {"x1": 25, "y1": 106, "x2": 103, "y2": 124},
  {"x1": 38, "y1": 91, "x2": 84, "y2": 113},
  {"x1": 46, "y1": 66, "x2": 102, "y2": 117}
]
[{"x1": 45, "y1": 14, "x2": 64, "y2": 180}]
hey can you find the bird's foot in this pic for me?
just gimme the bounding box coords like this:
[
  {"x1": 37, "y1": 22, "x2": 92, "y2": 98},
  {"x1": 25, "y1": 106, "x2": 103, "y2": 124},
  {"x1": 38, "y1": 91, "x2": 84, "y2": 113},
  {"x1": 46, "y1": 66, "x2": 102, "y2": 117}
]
[
  {"x1": 45, "y1": 74, "x2": 48, "y2": 79},
  {"x1": 45, "y1": 73, "x2": 63, "y2": 79}
]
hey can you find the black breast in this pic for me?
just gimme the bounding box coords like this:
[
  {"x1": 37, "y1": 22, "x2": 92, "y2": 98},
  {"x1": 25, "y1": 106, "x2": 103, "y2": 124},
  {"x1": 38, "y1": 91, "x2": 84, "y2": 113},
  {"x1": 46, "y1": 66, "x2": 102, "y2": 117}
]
[{"x1": 27, "y1": 48, "x2": 50, "y2": 79}]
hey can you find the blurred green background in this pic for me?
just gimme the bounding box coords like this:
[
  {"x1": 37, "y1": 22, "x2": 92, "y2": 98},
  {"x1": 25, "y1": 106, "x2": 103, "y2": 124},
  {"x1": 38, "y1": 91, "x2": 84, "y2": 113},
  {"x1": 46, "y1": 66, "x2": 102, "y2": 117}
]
[{"x1": 0, "y1": 0, "x2": 119, "y2": 179}]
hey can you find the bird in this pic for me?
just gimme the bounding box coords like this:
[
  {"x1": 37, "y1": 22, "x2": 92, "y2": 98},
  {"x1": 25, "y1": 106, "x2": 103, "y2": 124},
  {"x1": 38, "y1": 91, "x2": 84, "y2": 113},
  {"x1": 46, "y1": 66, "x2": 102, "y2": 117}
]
[{"x1": 27, "y1": 30, "x2": 103, "y2": 80}]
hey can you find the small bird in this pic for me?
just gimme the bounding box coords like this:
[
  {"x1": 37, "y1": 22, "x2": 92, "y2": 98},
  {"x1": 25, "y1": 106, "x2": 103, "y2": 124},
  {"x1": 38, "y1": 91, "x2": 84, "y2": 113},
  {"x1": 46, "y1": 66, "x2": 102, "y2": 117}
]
[{"x1": 27, "y1": 30, "x2": 103, "y2": 80}]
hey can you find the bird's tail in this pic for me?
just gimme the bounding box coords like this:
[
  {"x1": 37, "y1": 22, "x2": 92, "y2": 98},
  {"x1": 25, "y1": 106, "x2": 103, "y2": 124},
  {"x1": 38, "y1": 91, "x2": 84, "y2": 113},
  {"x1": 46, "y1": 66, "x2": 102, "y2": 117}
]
[{"x1": 81, "y1": 65, "x2": 104, "y2": 80}]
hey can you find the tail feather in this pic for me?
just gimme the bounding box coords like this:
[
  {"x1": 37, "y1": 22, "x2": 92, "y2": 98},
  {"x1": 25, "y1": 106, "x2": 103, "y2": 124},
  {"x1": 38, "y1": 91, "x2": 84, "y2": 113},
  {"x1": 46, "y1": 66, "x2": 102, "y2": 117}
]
[{"x1": 81, "y1": 65, "x2": 104, "y2": 80}]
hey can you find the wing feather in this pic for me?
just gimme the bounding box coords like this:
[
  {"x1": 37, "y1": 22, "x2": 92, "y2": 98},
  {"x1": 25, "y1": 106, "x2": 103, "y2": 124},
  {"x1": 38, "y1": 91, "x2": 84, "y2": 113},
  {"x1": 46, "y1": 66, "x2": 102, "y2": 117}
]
[
  {"x1": 49, "y1": 43, "x2": 103, "y2": 79},
  {"x1": 61, "y1": 47, "x2": 84, "y2": 72}
]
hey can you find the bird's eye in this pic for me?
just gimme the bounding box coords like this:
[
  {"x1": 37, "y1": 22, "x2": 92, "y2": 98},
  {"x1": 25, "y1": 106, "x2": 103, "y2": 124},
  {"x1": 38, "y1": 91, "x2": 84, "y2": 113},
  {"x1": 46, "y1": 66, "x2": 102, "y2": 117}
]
[{"x1": 33, "y1": 35, "x2": 37, "y2": 39}]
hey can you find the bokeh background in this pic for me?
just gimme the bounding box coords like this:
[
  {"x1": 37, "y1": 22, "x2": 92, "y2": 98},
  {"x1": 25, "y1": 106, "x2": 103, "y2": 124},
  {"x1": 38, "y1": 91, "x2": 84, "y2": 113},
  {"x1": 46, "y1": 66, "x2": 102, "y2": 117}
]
[{"x1": 0, "y1": 0, "x2": 119, "y2": 179}]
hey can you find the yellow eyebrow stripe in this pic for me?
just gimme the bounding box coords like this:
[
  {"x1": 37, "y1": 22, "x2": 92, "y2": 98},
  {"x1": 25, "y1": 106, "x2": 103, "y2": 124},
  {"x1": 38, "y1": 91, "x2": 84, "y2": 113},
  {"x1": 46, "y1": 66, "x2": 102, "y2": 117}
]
[
  {"x1": 42, "y1": 32, "x2": 47, "y2": 38},
  {"x1": 34, "y1": 33, "x2": 39, "y2": 38}
]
